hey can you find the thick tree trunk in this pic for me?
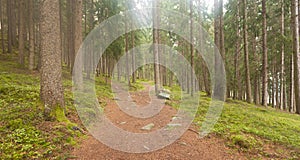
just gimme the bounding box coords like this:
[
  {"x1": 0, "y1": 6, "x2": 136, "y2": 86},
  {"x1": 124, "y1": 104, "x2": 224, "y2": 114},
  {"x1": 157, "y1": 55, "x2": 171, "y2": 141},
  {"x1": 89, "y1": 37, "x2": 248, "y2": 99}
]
[
  {"x1": 243, "y1": 0, "x2": 252, "y2": 103},
  {"x1": 292, "y1": 0, "x2": 300, "y2": 114},
  {"x1": 40, "y1": 0, "x2": 65, "y2": 119},
  {"x1": 262, "y1": 0, "x2": 268, "y2": 106}
]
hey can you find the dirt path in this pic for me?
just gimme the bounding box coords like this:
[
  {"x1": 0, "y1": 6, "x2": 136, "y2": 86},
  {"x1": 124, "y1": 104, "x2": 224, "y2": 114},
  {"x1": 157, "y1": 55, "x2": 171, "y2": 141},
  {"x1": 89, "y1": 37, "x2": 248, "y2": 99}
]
[{"x1": 71, "y1": 84, "x2": 246, "y2": 160}]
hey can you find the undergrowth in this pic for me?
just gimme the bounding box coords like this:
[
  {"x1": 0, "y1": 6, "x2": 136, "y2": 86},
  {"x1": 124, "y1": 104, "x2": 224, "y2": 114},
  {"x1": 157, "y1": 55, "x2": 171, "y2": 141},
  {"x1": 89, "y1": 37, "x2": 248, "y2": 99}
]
[
  {"x1": 0, "y1": 55, "x2": 111, "y2": 159},
  {"x1": 1, "y1": 54, "x2": 300, "y2": 159},
  {"x1": 164, "y1": 83, "x2": 300, "y2": 158}
]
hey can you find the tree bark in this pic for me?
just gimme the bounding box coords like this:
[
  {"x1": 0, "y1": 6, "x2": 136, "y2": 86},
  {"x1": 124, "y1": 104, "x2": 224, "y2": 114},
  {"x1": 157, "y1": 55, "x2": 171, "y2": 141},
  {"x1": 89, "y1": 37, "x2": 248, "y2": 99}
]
[
  {"x1": 131, "y1": 26, "x2": 136, "y2": 83},
  {"x1": 40, "y1": 0, "x2": 65, "y2": 119},
  {"x1": 125, "y1": 19, "x2": 130, "y2": 87},
  {"x1": 243, "y1": 0, "x2": 252, "y2": 103},
  {"x1": 290, "y1": 55, "x2": 295, "y2": 112},
  {"x1": 67, "y1": 0, "x2": 75, "y2": 70},
  {"x1": 214, "y1": 0, "x2": 220, "y2": 54},
  {"x1": 28, "y1": 0, "x2": 35, "y2": 70},
  {"x1": 11, "y1": 0, "x2": 16, "y2": 47},
  {"x1": 190, "y1": 0, "x2": 194, "y2": 96},
  {"x1": 73, "y1": 0, "x2": 83, "y2": 88},
  {"x1": 272, "y1": 60, "x2": 276, "y2": 108},
  {"x1": 292, "y1": 0, "x2": 300, "y2": 114},
  {"x1": 234, "y1": 1, "x2": 241, "y2": 100},
  {"x1": 280, "y1": 0, "x2": 285, "y2": 110},
  {"x1": 7, "y1": 0, "x2": 12, "y2": 53},
  {"x1": 262, "y1": 0, "x2": 268, "y2": 106},
  {"x1": 0, "y1": 0, "x2": 5, "y2": 54},
  {"x1": 153, "y1": 0, "x2": 161, "y2": 94},
  {"x1": 18, "y1": 0, "x2": 25, "y2": 66},
  {"x1": 253, "y1": 33, "x2": 260, "y2": 105}
]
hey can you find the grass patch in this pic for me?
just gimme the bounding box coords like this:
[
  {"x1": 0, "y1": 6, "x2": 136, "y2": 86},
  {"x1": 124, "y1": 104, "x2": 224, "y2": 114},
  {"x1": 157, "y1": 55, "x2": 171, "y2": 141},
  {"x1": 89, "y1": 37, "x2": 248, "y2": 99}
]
[
  {"x1": 192, "y1": 95, "x2": 300, "y2": 157},
  {"x1": 163, "y1": 83, "x2": 300, "y2": 157}
]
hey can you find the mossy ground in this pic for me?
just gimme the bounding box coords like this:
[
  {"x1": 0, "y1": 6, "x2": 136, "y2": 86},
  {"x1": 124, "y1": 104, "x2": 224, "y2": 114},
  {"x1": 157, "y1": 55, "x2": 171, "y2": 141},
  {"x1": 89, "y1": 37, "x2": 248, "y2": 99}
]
[
  {"x1": 1, "y1": 54, "x2": 300, "y2": 159},
  {"x1": 165, "y1": 84, "x2": 300, "y2": 158},
  {"x1": 0, "y1": 55, "x2": 111, "y2": 159}
]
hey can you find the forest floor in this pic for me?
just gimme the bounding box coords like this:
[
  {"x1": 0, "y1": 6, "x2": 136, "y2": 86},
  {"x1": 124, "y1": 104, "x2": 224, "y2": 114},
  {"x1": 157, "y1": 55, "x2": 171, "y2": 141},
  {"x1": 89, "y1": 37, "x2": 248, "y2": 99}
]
[
  {"x1": 71, "y1": 84, "x2": 246, "y2": 159},
  {"x1": 1, "y1": 54, "x2": 300, "y2": 159},
  {"x1": 71, "y1": 84, "x2": 297, "y2": 160}
]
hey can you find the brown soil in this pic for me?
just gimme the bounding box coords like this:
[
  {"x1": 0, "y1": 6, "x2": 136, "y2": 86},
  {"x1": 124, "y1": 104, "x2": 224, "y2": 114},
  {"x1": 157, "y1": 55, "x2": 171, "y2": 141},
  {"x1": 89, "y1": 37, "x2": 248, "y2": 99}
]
[{"x1": 70, "y1": 84, "x2": 248, "y2": 160}]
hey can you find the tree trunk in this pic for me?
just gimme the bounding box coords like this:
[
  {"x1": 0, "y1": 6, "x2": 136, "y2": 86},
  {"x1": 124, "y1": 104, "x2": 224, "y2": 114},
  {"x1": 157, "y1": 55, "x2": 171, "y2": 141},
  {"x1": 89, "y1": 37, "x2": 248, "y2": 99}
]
[
  {"x1": 262, "y1": 0, "x2": 268, "y2": 106},
  {"x1": 18, "y1": 0, "x2": 25, "y2": 66},
  {"x1": 67, "y1": 0, "x2": 75, "y2": 70},
  {"x1": 219, "y1": 0, "x2": 228, "y2": 98},
  {"x1": 290, "y1": 55, "x2": 295, "y2": 112},
  {"x1": 280, "y1": 0, "x2": 285, "y2": 110},
  {"x1": 40, "y1": 0, "x2": 65, "y2": 119},
  {"x1": 190, "y1": 0, "x2": 194, "y2": 96},
  {"x1": 253, "y1": 33, "x2": 260, "y2": 105},
  {"x1": 0, "y1": 0, "x2": 5, "y2": 54},
  {"x1": 59, "y1": 0, "x2": 65, "y2": 64},
  {"x1": 131, "y1": 27, "x2": 136, "y2": 83},
  {"x1": 153, "y1": 0, "x2": 161, "y2": 94},
  {"x1": 7, "y1": 0, "x2": 12, "y2": 53},
  {"x1": 243, "y1": 0, "x2": 252, "y2": 103},
  {"x1": 86, "y1": 0, "x2": 94, "y2": 79},
  {"x1": 36, "y1": 6, "x2": 42, "y2": 71},
  {"x1": 234, "y1": 1, "x2": 241, "y2": 100},
  {"x1": 214, "y1": 0, "x2": 220, "y2": 56},
  {"x1": 168, "y1": 46, "x2": 173, "y2": 87},
  {"x1": 11, "y1": 0, "x2": 16, "y2": 47},
  {"x1": 28, "y1": 0, "x2": 35, "y2": 70},
  {"x1": 214, "y1": 0, "x2": 221, "y2": 98},
  {"x1": 202, "y1": 60, "x2": 211, "y2": 96},
  {"x1": 125, "y1": 20, "x2": 130, "y2": 87},
  {"x1": 219, "y1": 0, "x2": 225, "y2": 60},
  {"x1": 73, "y1": 0, "x2": 83, "y2": 88},
  {"x1": 272, "y1": 61, "x2": 276, "y2": 108},
  {"x1": 292, "y1": 0, "x2": 300, "y2": 114}
]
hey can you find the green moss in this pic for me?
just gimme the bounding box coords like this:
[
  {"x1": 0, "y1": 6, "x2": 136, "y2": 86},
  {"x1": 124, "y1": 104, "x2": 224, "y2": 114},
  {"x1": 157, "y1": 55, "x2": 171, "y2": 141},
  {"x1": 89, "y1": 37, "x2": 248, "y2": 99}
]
[
  {"x1": 230, "y1": 134, "x2": 260, "y2": 150},
  {"x1": 54, "y1": 106, "x2": 70, "y2": 123},
  {"x1": 0, "y1": 54, "x2": 82, "y2": 159},
  {"x1": 164, "y1": 84, "x2": 300, "y2": 157}
]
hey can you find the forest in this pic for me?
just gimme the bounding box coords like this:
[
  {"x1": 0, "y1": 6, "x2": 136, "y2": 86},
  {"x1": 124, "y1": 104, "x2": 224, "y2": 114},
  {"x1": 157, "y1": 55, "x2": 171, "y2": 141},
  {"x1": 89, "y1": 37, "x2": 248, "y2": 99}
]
[{"x1": 1, "y1": 0, "x2": 300, "y2": 159}]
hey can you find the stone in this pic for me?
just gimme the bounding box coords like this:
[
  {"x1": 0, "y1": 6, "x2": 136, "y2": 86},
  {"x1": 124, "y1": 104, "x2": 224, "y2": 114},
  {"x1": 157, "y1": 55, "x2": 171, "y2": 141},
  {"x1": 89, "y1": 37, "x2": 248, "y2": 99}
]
[{"x1": 141, "y1": 123, "x2": 155, "y2": 131}]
